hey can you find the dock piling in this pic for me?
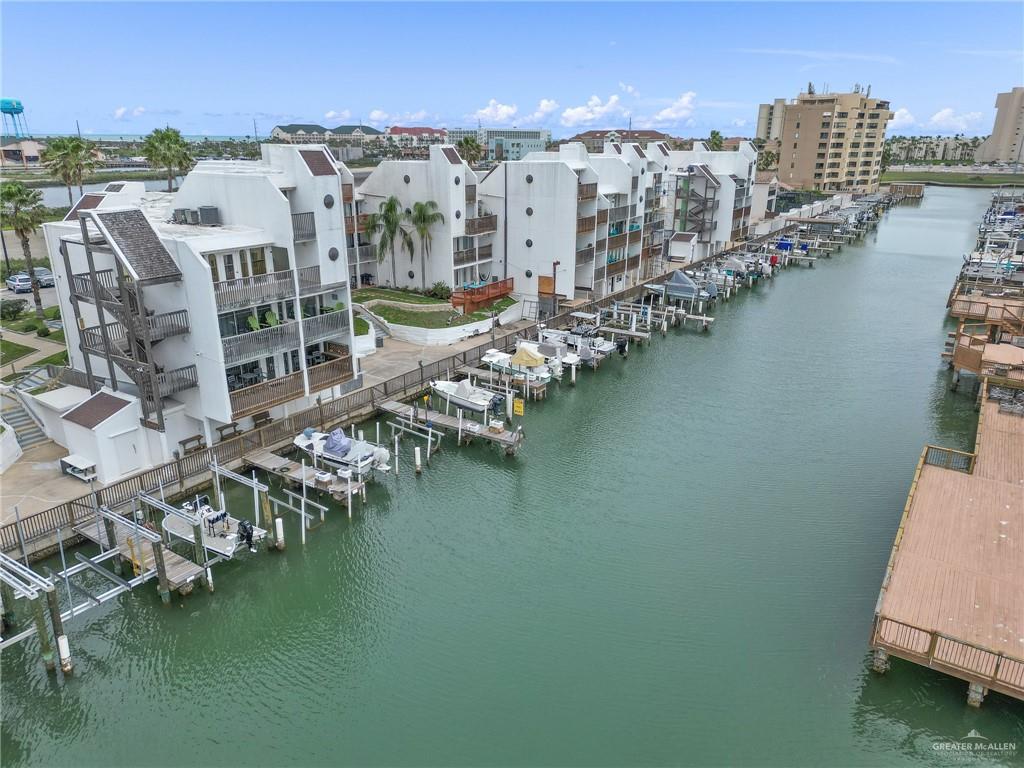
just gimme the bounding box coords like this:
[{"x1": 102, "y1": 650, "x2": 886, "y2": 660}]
[
  {"x1": 414, "y1": 446, "x2": 422, "y2": 475},
  {"x1": 31, "y1": 596, "x2": 55, "y2": 672}
]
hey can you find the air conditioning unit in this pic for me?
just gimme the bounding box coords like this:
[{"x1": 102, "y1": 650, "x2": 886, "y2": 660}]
[
  {"x1": 172, "y1": 208, "x2": 188, "y2": 224},
  {"x1": 185, "y1": 209, "x2": 200, "y2": 225},
  {"x1": 198, "y1": 206, "x2": 221, "y2": 226}
]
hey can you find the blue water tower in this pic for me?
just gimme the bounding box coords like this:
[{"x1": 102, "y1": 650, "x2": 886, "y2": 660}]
[{"x1": 1, "y1": 98, "x2": 29, "y2": 138}]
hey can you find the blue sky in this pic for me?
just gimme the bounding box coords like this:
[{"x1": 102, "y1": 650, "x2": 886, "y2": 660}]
[{"x1": 3, "y1": 2, "x2": 1021, "y2": 138}]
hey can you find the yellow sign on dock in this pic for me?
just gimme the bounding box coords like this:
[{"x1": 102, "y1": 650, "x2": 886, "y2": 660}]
[{"x1": 513, "y1": 398, "x2": 525, "y2": 416}]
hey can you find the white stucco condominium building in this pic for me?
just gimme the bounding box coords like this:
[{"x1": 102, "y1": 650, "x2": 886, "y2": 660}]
[{"x1": 43, "y1": 144, "x2": 360, "y2": 461}]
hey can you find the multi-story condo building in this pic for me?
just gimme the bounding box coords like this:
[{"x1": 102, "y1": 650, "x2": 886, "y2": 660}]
[
  {"x1": 386, "y1": 126, "x2": 448, "y2": 157},
  {"x1": 664, "y1": 141, "x2": 759, "y2": 261},
  {"x1": 271, "y1": 123, "x2": 384, "y2": 144},
  {"x1": 760, "y1": 89, "x2": 893, "y2": 192},
  {"x1": 568, "y1": 129, "x2": 673, "y2": 154},
  {"x1": 477, "y1": 141, "x2": 667, "y2": 314},
  {"x1": 976, "y1": 87, "x2": 1024, "y2": 164},
  {"x1": 447, "y1": 128, "x2": 553, "y2": 161},
  {"x1": 353, "y1": 145, "x2": 499, "y2": 291},
  {"x1": 756, "y1": 98, "x2": 788, "y2": 142},
  {"x1": 42, "y1": 144, "x2": 360, "y2": 465},
  {"x1": 886, "y1": 135, "x2": 980, "y2": 164}
]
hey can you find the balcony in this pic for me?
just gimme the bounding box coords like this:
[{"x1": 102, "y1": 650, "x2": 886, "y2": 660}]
[
  {"x1": 222, "y1": 321, "x2": 301, "y2": 366},
  {"x1": 465, "y1": 214, "x2": 497, "y2": 236},
  {"x1": 345, "y1": 213, "x2": 372, "y2": 232},
  {"x1": 297, "y1": 264, "x2": 346, "y2": 295},
  {"x1": 607, "y1": 232, "x2": 627, "y2": 250},
  {"x1": 454, "y1": 247, "x2": 478, "y2": 267},
  {"x1": 214, "y1": 269, "x2": 296, "y2": 311},
  {"x1": 577, "y1": 182, "x2": 598, "y2": 201},
  {"x1": 576, "y1": 215, "x2": 596, "y2": 234},
  {"x1": 477, "y1": 243, "x2": 493, "y2": 262},
  {"x1": 596, "y1": 209, "x2": 609, "y2": 225},
  {"x1": 229, "y1": 354, "x2": 354, "y2": 419},
  {"x1": 157, "y1": 365, "x2": 199, "y2": 398},
  {"x1": 342, "y1": 184, "x2": 354, "y2": 203},
  {"x1": 575, "y1": 245, "x2": 595, "y2": 264},
  {"x1": 349, "y1": 244, "x2": 374, "y2": 265},
  {"x1": 606, "y1": 259, "x2": 626, "y2": 277},
  {"x1": 626, "y1": 255, "x2": 640, "y2": 272},
  {"x1": 465, "y1": 185, "x2": 477, "y2": 205},
  {"x1": 292, "y1": 212, "x2": 316, "y2": 242},
  {"x1": 451, "y1": 277, "x2": 513, "y2": 314},
  {"x1": 302, "y1": 310, "x2": 350, "y2": 344}
]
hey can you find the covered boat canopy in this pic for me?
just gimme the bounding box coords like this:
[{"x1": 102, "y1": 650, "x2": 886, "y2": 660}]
[
  {"x1": 510, "y1": 347, "x2": 545, "y2": 367},
  {"x1": 656, "y1": 269, "x2": 700, "y2": 300}
]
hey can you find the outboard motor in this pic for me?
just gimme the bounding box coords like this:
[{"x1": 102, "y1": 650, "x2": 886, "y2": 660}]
[
  {"x1": 237, "y1": 519, "x2": 256, "y2": 553},
  {"x1": 616, "y1": 338, "x2": 628, "y2": 357}
]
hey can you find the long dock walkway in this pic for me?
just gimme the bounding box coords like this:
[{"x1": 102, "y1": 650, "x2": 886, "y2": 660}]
[
  {"x1": 242, "y1": 449, "x2": 366, "y2": 501},
  {"x1": 378, "y1": 400, "x2": 523, "y2": 454},
  {"x1": 871, "y1": 382, "x2": 1024, "y2": 705}
]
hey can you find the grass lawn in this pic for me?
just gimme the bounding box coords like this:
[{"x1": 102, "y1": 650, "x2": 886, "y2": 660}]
[
  {"x1": 353, "y1": 316, "x2": 371, "y2": 336},
  {"x1": 33, "y1": 350, "x2": 68, "y2": 368},
  {"x1": 48, "y1": 329, "x2": 65, "y2": 345},
  {"x1": 375, "y1": 297, "x2": 517, "y2": 329},
  {"x1": 352, "y1": 287, "x2": 447, "y2": 305},
  {"x1": 1, "y1": 338, "x2": 36, "y2": 365},
  {"x1": 881, "y1": 171, "x2": 1024, "y2": 186}
]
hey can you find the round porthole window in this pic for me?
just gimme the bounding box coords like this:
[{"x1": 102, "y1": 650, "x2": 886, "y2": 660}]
[
  {"x1": 408, "y1": 270, "x2": 415, "y2": 279},
  {"x1": 323, "y1": 194, "x2": 335, "y2": 209},
  {"x1": 455, "y1": 177, "x2": 461, "y2": 185},
  {"x1": 639, "y1": 196, "x2": 644, "y2": 203},
  {"x1": 455, "y1": 210, "x2": 461, "y2": 219},
  {"x1": 405, "y1": 208, "x2": 412, "y2": 215},
  {"x1": 403, "y1": 175, "x2": 411, "y2": 184},
  {"x1": 525, "y1": 174, "x2": 534, "y2": 183},
  {"x1": 525, "y1": 239, "x2": 533, "y2": 247},
  {"x1": 641, "y1": 168, "x2": 646, "y2": 175},
  {"x1": 328, "y1": 247, "x2": 340, "y2": 261},
  {"x1": 525, "y1": 269, "x2": 533, "y2": 278},
  {"x1": 526, "y1": 207, "x2": 533, "y2": 216}
]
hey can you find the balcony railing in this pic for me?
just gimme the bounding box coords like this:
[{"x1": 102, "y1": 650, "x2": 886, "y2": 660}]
[
  {"x1": 222, "y1": 322, "x2": 301, "y2": 366},
  {"x1": 454, "y1": 248, "x2": 478, "y2": 267},
  {"x1": 477, "y1": 243, "x2": 493, "y2": 262},
  {"x1": 157, "y1": 365, "x2": 199, "y2": 398},
  {"x1": 465, "y1": 185, "x2": 477, "y2": 205},
  {"x1": 451, "y1": 278, "x2": 513, "y2": 314},
  {"x1": 465, "y1": 214, "x2": 498, "y2": 236},
  {"x1": 308, "y1": 354, "x2": 354, "y2": 391},
  {"x1": 292, "y1": 212, "x2": 316, "y2": 242},
  {"x1": 302, "y1": 310, "x2": 350, "y2": 344},
  {"x1": 576, "y1": 245, "x2": 595, "y2": 264},
  {"x1": 229, "y1": 354, "x2": 354, "y2": 419},
  {"x1": 349, "y1": 244, "x2": 374, "y2": 265},
  {"x1": 214, "y1": 269, "x2": 295, "y2": 311},
  {"x1": 596, "y1": 209, "x2": 609, "y2": 225},
  {"x1": 342, "y1": 183, "x2": 354, "y2": 203},
  {"x1": 607, "y1": 259, "x2": 626, "y2": 277},
  {"x1": 576, "y1": 215, "x2": 596, "y2": 234},
  {"x1": 577, "y1": 182, "x2": 598, "y2": 201},
  {"x1": 607, "y1": 233, "x2": 627, "y2": 250},
  {"x1": 627, "y1": 255, "x2": 640, "y2": 271},
  {"x1": 297, "y1": 264, "x2": 346, "y2": 295}
]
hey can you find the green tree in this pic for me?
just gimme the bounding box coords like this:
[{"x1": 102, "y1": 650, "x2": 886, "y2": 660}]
[
  {"x1": 756, "y1": 150, "x2": 778, "y2": 172},
  {"x1": 408, "y1": 201, "x2": 445, "y2": 291},
  {"x1": 880, "y1": 145, "x2": 893, "y2": 174},
  {"x1": 707, "y1": 130, "x2": 724, "y2": 151},
  {"x1": 42, "y1": 137, "x2": 99, "y2": 206},
  {"x1": 142, "y1": 127, "x2": 194, "y2": 192},
  {"x1": 364, "y1": 196, "x2": 414, "y2": 288},
  {"x1": 1, "y1": 182, "x2": 48, "y2": 319},
  {"x1": 456, "y1": 137, "x2": 483, "y2": 165}
]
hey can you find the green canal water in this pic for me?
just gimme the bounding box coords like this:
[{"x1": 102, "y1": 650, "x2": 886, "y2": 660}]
[{"x1": 3, "y1": 187, "x2": 1022, "y2": 767}]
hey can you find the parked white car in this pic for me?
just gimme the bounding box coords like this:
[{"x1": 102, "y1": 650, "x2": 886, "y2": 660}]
[{"x1": 5, "y1": 273, "x2": 32, "y2": 293}]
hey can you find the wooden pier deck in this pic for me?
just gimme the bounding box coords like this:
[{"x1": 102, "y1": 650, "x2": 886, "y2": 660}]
[
  {"x1": 73, "y1": 517, "x2": 204, "y2": 592},
  {"x1": 459, "y1": 366, "x2": 548, "y2": 398},
  {"x1": 871, "y1": 386, "x2": 1024, "y2": 704},
  {"x1": 243, "y1": 449, "x2": 366, "y2": 500},
  {"x1": 378, "y1": 400, "x2": 523, "y2": 453}
]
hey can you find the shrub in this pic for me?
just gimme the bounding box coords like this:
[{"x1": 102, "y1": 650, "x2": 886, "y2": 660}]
[
  {"x1": 18, "y1": 320, "x2": 39, "y2": 333},
  {"x1": 428, "y1": 281, "x2": 452, "y2": 300},
  {"x1": 36, "y1": 326, "x2": 51, "y2": 338},
  {"x1": 0, "y1": 299, "x2": 27, "y2": 321}
]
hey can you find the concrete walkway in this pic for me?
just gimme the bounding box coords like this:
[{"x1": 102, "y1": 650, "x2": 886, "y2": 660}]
[
  {"x1": 0, "y1": 441, "x2": 90, "y2": 526},
  {"x1": 0, "y1": 328, "x2": 65, "y2": 377}
]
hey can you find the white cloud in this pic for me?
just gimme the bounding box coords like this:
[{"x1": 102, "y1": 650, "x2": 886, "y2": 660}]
[
  {"x1": 889, "y1": 107, "x2": 916, "y2": 130},
  {"x1": 324, "y1": 109, "x2": 352, "y2": 121},
  {"x1": 619, "y1": 82, "x2": 638, "y2": 96},
  {"x1": 560, "y1": 94, "x2": 628, "y2": 127},
  {"x1": 731, "y1": 118, "x2": 748, "y2": 128},
  {"x1": 368, "y1": 109, "x2": 390, "y2": 125},
  {"x1": 406, "y1": 109, "x2": 428, "y2": 123},
  {"x1": 651, "y1": 91, "x2": 697, "y2": 124},
  {"x1": 132, "y1": 106, "x2": 146, "y2": 117},
  {"x1": 736, "y1": 47, "x2": 899, "y2": 64},
  {"x1": 523, "y1": 99, "x2": 558, "y2": 124},
  {"x1": 473, "y1": 99, "x2": 519, "y2": 124},
  {"x1": 927, "y1": 107, "x2": 983, "y2": 133},
  {"x1": 113, "y1": 106, "x2": 128, "y2": 120}
]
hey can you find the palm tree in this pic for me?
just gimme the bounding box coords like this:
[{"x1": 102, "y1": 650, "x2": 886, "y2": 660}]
[
  {"x1": 142, "y1": 127, "x2": 194, "y2": 192},
  {"x1": 42, "y1": 137, "x2": 99, "y2": 206},
  {"x1": 1, "y1": 182, "x2": 48, "y2": 319},
  {"x1": 408, "y1": 201, "x2": 445, "y2": 291},
  {"x1": 456, "y1": 137, "x2": 483, "y2": 166},
  {"x1": 756, "y1": 150, "x2": 778, "y2": 172},
  {"x1": 364, "y1": 196, "x2": 413, "y2": 288},
  {"x1": 707, "y1": 130, "x2": 724, "y2": 151}
]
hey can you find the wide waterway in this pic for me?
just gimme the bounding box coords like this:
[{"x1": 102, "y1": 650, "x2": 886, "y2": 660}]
[{"x1": 2, "y1": 186, "x2": 1022, "y2": 766}]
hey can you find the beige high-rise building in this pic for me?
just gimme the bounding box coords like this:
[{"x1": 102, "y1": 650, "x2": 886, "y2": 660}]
[
  {"x1": 756, "y1": 98, "x2": 788, "y2": 142},
  {"x1": 975, "y1": 87, "x2": 1024, "y2": 164},
  {"x1": 763, "y1": 90, "x2": 893, "y2": 192}
]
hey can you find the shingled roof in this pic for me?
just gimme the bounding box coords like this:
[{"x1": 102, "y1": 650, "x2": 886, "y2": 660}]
[
  {"x1": 64, "y1": 193, "x2": 106, "y2": 222},
  {"x1": 91, "y1": 209, "x2": 181, "y2": 284},
  {"x1": 63, "y1": 392, "x2": 133, "y2": 429},
  {"x1": 299, "y1": 149, "x2": 337, "y2": 177}
]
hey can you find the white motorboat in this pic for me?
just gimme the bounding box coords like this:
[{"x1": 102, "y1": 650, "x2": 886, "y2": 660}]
[
  {"x1": 293, "y1": 427, "x2": 391, "y2": 477},
  {"x1": 516, "y1": 339, "x2": 580, "y2": 379},
  {"x1": 480, "y1": 348, "x2": 552, "y2": 384},
  {"x1": 430, "y1": 379, "x2": 504, "y2": 414}
]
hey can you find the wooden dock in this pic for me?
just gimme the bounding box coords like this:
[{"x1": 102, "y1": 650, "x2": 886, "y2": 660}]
[
  {"x1": 460, "y1": 366, "x2": 547, "y2": 399},
  {"x1": 73, "y1": 516, "x2": 204, "y2": 593},
  {"x1": 378, "y1": 399, "x2": 523, "y2": 454},
  {"x1": 243, "y1": 449, "x2": 365, "y2": 501},
  {"x1": 870, "y1": 382, "x2": 1024, "y2": 705}
]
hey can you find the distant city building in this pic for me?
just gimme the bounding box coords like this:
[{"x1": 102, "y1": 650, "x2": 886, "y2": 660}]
[
  {"x1": 886, "y1": 135, "x2": 981, "y2": 164},
  {"x1": 759, "y1": 88, "x2": 893, "y2": 192},
  {"x1": 0, "y1": 137, "x2": 45, "y2": 167},
  {"x1": 755, "y1": 98, "x2": 788, "y2": 142},
  {"x1": 383, "y1": 127, "x2": 448, "y2": 158},
  {"x1": 568, "y1": 129, "x2": 672, "y2": 153},
  {"x1": 448, "y1": 128, "x2": 553, "y2": 161},
  {"x1": 270, "y1": 123, "x2": 384, "y2": 144},
  {"x1": 975, "y1": 87, "x2": 1024, "y2": 164}
]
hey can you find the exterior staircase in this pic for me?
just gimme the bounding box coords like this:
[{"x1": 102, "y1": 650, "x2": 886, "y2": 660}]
[{"x1": 1, "y1": 393, "x2": 47, "y2": 450}]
